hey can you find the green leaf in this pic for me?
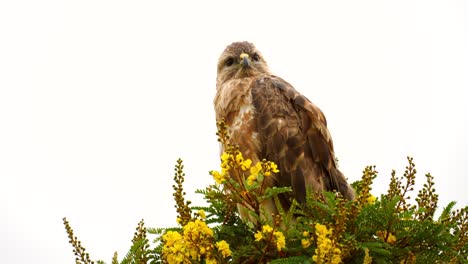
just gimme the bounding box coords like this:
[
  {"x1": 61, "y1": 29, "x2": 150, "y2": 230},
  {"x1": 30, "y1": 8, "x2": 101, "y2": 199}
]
[{"x1": 269, "y1": 256, "x2": 312, "y2": 264}]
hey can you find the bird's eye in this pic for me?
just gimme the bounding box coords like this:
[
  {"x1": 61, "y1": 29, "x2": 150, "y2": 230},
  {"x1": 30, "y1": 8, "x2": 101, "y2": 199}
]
[
  {"x1": 252, "y1": 53, "x2": 260, "y2": 62},
  {"x1": 225, "y1": 57, "x2": 234, "y2": 67}
]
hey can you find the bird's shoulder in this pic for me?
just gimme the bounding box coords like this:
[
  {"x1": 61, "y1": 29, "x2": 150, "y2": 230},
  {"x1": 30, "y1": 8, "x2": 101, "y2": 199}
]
[{"x1": 250, "y1": 74, "x2": 328, "y2": 129}]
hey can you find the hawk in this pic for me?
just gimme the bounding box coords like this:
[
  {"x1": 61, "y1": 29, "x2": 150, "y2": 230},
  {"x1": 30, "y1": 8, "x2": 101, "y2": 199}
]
[{"x1": 214, "y1": 41, "x2": 354, "y2": 219}]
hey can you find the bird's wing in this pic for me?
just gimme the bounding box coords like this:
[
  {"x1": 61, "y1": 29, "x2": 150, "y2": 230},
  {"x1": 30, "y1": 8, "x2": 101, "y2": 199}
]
[{"x1": 250, "y1": 75, "x2": 354, "y2": 208}]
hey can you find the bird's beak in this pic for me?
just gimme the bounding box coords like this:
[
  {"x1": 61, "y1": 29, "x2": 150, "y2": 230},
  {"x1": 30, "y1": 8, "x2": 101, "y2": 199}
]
[{"x1": 240, "y1": 53, "x2": 251, "y2": 67}]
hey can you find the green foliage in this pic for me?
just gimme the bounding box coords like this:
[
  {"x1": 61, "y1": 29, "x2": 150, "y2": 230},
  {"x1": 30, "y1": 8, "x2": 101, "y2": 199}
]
[
  {"x1": 120, "y1": 219, "x2": 152, "y2": 264},
  {"x1": 63, "y1": 123, "x2": 467, "y2": 263}
]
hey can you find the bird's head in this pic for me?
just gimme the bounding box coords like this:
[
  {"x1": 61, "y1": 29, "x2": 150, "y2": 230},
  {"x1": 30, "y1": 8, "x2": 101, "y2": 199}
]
[{"x1": 216, "y1": 41, "x2": 270, "y2": 84}]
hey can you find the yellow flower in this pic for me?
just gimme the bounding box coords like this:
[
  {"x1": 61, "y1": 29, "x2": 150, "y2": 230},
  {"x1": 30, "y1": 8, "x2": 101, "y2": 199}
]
[
  {"x1": 301, "y1": 238, "x2": 311, "y2": 248},
  {"x1": 274, "y1": 231, "x2": 286, "y2": 251},
  {"x1": 235, "y1": 152, "x2": 243, "y2": 163},
  {"x1": 218, "y1": 151, "x2": 254, "y2": 174},
  {"x1": 188, "y1": 248, "x2": 198, "y2": 261},
  {"x1": 198, "y1": 210, "x2": 206, "y2": 220},
  {"x1": 206, "y1": 258, "x2": 217, "y2": 264},
  {"x1": 254, "y1": 225, "x2": 286, "y2": 251},
  {"x1": 162, "y1": 219, "x2": 231, "y2": 264},
  {"x1": 315, "y1": 223, "x2": 331, "y2": 236},
  {"x1": 162, "y1": 231, "x2": 183, "y2": 247},
  {"x1": 231, "y1": 151, "x2": 252, "y2": 170},
  {"x1": 303, "y1": 231, "x2": 310, "y2": 237},
  {"x1": 312, "y1": 223, "x2": 342, "y2": 264},
  {"x1": 376, "y1": 230, "x2": 397, "y2": 244},
  {"x1": 262, "y1": 161, "x2": 280, "y2": 176},
  {"x1": 254, "y1": 231, "x2": 263, "y2": 241},
  {"x1": 216, "y1": 240, "x2": 232, "y2": 258},
  {"x1": 246, "y1": 174, "x2": 257, "y2": 186},
  {"x1": 262, "y1": 225, "x2": 273, "y2": 233},
  {"x1": 366, "y1": 194, "x2": 376, "y2": 205},
  {"x1": 183, "y1": 219, "x2": 214, "y2": 239},
  {"x1": 221, "y1": 152, "x2": 230, "y2": 162},
  {"x1": 183, "y1": 220, "x2": 214, "y2": 260},
  {"x1": 162, "y1": 231, "x2": 187, "y2": 264},
  {"x1": 210, "y1": 170, "x2": 226, "y2": 184},
  {"x1": 241, "y1": 158, "x2": 252, "y2": 170},
  {"x1": 331, "y1": 251, "x2": 342, "y2": 264},
  {"x1": 250, "y1": 162, "x2": 262, "y2": 175},
  {"x1": 220, "y1": 152, "x2": 232, "y2": 171},
  {"x1": 246, "y1": 162, "x2": 263, "y2": 185},
  {"x1": 269, "y1": 162, "x2": 279, "y2": 173}
]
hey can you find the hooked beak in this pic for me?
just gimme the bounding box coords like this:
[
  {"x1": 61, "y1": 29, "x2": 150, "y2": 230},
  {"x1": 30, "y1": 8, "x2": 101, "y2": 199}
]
[{"x1": 240, "y1": 53, "x2": 251, "y2": 67}]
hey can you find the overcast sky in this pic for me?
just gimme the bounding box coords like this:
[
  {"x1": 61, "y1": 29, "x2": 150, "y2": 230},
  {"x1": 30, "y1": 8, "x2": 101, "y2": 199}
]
[{"x1": 1, "y1": 1, "x2": 467, "y2": 263}]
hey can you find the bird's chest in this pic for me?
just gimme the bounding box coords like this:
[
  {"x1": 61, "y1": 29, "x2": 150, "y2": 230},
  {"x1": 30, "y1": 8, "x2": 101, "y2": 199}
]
[{"x1": 215, "y1": 79, "x2": 261, "y2": 161}]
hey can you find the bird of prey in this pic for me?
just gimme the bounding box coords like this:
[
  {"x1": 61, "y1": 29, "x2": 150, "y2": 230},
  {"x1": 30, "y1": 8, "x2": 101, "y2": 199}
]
[{"x1": 214, "y1": 41, "x2": 354, "y2": 219}]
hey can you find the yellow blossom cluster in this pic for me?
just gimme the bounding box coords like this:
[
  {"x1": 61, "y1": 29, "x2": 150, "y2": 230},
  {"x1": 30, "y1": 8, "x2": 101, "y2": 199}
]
[
  {"x1": 162, "y1": 231, "x2": 185, "y2": 263},
  {"x1": 366, "y1": 194, "x2": 377, "y2": 205},
  {"x1": 197, "y1": 209, "x2": 206, "y2": 220},
  {"x1": 247, "y1": 162, "x2": 262, "y2": 186},
  {"x1": 301, "y1": 231, "x2": 313, "y2": 249},
  {"x1": 254, "y1": 225, "x2": 286, "y2": 251},
  {"x1": 210, "y1": 151, "x2": 280, "y2": 187},
  {"x1": 312, "y1": 223, "x2": 342, "y2": 264},
  {"x1": 210, "y1": 151, "x2": 252, "y2": 184},
  {"x1": 162, "y1": 218, "x2": 231, "y2": 264},
  {"x1": 376, "y1": 230, "x2": 397, "y2": 244},
  {"x1": 215, "y1": 240, "x2": 231, "y2": 258},
  {"x1": 247, "y1": 159, "x2": 280, "y2": 186},
  {"x1": 222, "y1": 151, "x2": 252, "y2": 171},
  {"x1": 210, "y1": 170, "x2": 226, "y2": 185}
]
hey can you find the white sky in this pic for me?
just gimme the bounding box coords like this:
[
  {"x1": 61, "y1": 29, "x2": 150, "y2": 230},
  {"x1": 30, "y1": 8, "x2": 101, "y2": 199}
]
[{"x1": 1, "y1": 1, "x2": 467, "y2": 263}]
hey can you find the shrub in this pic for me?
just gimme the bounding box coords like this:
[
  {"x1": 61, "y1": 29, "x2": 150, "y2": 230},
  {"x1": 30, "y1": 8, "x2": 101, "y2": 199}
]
[{"x1": 64, "y1": 122, "x2": 467, "y2": 263}]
